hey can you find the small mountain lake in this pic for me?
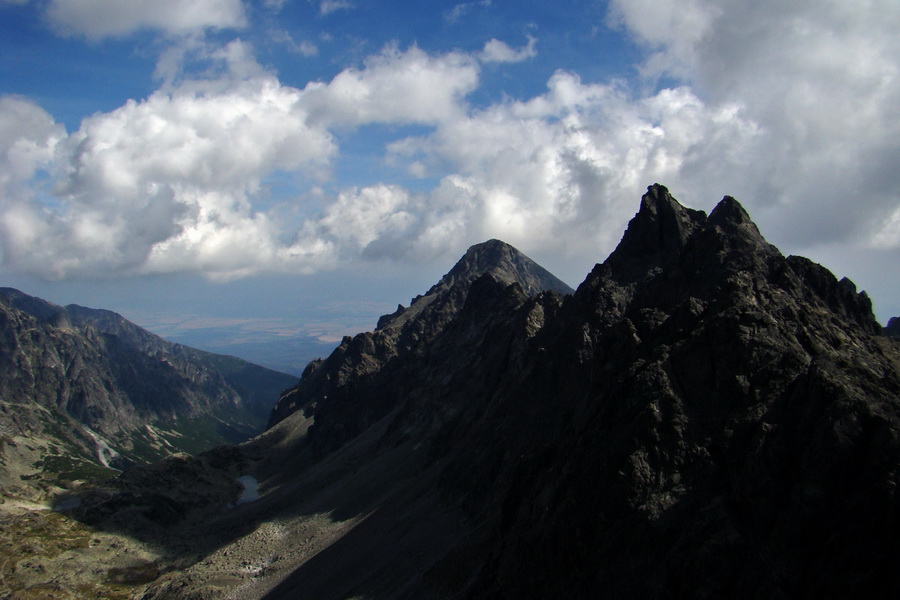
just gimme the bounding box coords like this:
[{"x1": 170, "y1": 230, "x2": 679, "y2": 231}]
[{"x1": 236, "y1": 475, "x2": 260, "y2": 504}]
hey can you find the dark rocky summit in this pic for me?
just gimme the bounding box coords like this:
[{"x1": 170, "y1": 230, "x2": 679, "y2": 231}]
[
  {"x1": 886, "y1": 316, "x2": 900, "y2": 339},
  {"x1": 0, "y1": 288, "x2": 295, "y2": 495},
  {"x1": 267, "y1": 238, "x2": 572, "y2": 437},
  {"x1": 78, "y1": 185, "x2": 900, "y2": 600}
]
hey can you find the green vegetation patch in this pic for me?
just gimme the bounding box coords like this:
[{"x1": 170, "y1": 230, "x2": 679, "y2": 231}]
[
  {"x1": 33, "y1": 453, "x2": 119, "y2": 482},
  {"x1": 115, "y1": 412, "x2": 261, "y2": 464}
]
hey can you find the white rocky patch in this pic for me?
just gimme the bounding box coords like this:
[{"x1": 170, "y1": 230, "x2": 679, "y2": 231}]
[{"x1": 84, "y1": 427, "x2": 122, "y2": 470}]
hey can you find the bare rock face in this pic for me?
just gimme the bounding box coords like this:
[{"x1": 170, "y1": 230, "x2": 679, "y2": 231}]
[{"x1": 267, "y1": 239, "x2": 573, "y2": 442}]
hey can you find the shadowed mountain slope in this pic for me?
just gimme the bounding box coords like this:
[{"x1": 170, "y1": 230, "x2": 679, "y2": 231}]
[
  {"x1": 81, "y1": 185, "x2": 900, "y2": 600},
  {"x1": 261, "y1": 185, "x2": 898, "y2": 600},
  {"x1": 267, "y1": 239, "x2": 573, "y2": 442}
]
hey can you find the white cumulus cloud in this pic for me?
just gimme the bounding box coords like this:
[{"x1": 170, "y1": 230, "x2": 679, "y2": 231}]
[
  {"x1": 0, "y1": 72, "x2": 337, "y2": 279},
  {"x1": 607, "y1": 0, "x2": 900, "y2": 251},
  {"x1": 1, "y1": 0, "x2": 898, "y2": 314},
  {"x1": 383, "y1": 71, "x2": 764, "y2": 276},
  {"x1": 315, "y1": 184, "x2": 417, "y2": 259},
  {"x1": 479, "y1": 36, "x2": 537, "y2": 64},
  {"x1": 299, "y1": 44, "x2": 479, "y2": 127},
  {"x1": 0, "y1": 43, "x2": 483, "y2": 279},
  {"x1": 45, "y1": 0, "x2": 247, "y2": 39},
  {"x1": 444, "y1": 1, "x2": 492, "y2": 24},
  {"x1": 0, "y1": 96, "x2": 64, "y2": 192}
]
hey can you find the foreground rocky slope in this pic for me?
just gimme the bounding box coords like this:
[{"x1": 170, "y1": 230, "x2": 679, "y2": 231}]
[
  {"x1": 66, "y1": 185, "x2": 900, "y2": 599},
  {"x1": 0, "y1": 289, "x2": 296, "y2": 498}
]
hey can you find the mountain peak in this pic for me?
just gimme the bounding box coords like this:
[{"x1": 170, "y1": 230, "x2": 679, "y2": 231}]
[
  {"x1": 709, "y1": 195, "x2": 750, "y2": 224},
  {"x1": 0, "y1": 287, "x2": 64, "y2": 322},
  {"x1": 272, "y1": 238, "x2": 573, "y2": 429},
  {"x1": 707, "y1": 194, "x2": 766, "y2": 242},
  {"x1": 376, "y1": 239, "x2": 571, "y2": 332},
  {"x1": 604, "y1": 184, "x2": 707, "y2": 282},
  {"x1": 425, "y1": 238, "x2": 573, "y2": 298},
  {"x1": 640, "y1": 182, "x2": 674, "y2": 210},
  {"x1": 886, "y1": 316, "x2": 900, "y2": 338}
]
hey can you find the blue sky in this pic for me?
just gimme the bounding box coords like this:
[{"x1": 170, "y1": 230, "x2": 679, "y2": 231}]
[{"x1": 1, "y1": 0, "x2": 899, "y2": 374}]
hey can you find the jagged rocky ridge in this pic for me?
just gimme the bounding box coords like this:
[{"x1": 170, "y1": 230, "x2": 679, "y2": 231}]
[
  {"x1": 267, "y1": 238, "x2": 573, "y2": 443},
  {"x1": 0, "y1": 288, "x2": 296, "y2": 494},
  {"x1": 88, "y1": 185, "x2": 899, "y2": 600},
  {"x1": 265, "y1": 185, "x2": 898, "y2": 599}
]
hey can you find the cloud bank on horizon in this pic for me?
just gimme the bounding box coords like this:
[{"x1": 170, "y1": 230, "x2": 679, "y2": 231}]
[{"x1": 0, "y1": 0, "x2": 898, "y2": 301}]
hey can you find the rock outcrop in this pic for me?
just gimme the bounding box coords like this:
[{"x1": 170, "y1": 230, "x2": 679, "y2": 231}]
[{"x1": 886, "y1": 316, "x2": 900, "y2": 339}]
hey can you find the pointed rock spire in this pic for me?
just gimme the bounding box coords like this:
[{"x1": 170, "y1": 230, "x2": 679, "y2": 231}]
[
  {"x1": 695, "y1": 194, "x2": 782, "y2": 276},
  {"x1": 604, "y1": 184, "x2": 707, "y2": 283},
  {"x1": 886, "y1": 316, "x2": 900, "y2": 339},
  {"x1": 708, "y1": 195, "x2": 752, "y2": 226},
  {"x1": 707, "y1": 195, "x2": 768, "y2": 246},
  {"x1": 427, "y1": 239, "x2": 573, "y2": 298}
]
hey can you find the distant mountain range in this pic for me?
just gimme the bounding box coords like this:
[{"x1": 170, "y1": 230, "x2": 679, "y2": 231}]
[
  {"x1": 0, "y1": 287, "x2": 296, "y2": 497},
  {"x1": 7, "y1": 185, "x2": 900, "y2": 599}
]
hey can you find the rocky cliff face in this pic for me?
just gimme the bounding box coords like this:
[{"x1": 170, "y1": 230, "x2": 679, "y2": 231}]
[
  {"x1": 73, "y1": 185, "x2": 900, "y2": 600},
  {"x1": 267, "y1": 239, "x2": 573, "y2": 441},
  {"x1": 0, "y1": 288, "x2": 295, "y2": 496}
]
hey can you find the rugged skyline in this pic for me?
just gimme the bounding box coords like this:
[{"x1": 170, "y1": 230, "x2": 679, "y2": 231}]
[
  {"x1": 1, "y1": 0, "x2": 898, "y2": 370},
  {"x1": 51, "y1": 184, "x2": 899, "y2": 599}
]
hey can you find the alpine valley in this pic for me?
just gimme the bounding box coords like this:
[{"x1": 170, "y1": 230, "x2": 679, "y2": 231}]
[
  {"x1": 2, "y1": 185, "x2": 899, "y2": 599},
  {"x1": 0, "y1": 288, "x2": 299, "y2": 598}
]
